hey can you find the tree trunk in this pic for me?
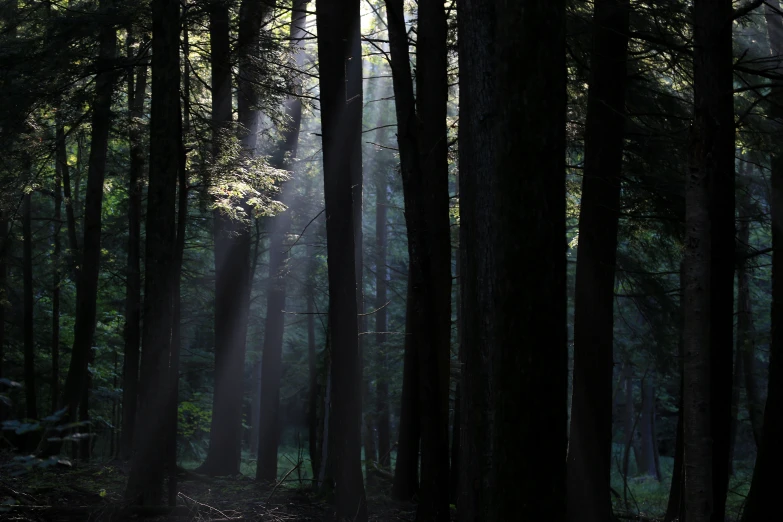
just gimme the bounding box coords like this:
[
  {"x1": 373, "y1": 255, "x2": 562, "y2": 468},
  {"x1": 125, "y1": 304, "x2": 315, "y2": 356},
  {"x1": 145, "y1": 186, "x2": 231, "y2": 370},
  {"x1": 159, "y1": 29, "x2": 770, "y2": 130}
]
[
  {"x1": 491, "y1": 1, "x2": 569, "y2": 518},
  {"x1": 385, "y1": 1, "x2": 452, "y2": 516},
  {"x1": 375, "y1": 175, "x2": 390, "y2": 470},
  {"x1": 622, "y1": 363, "x2": 635, "y2": 481},
  {"x1": 315, "y1": 0, "x2": 368, "y2": 516},
  {"x1": 61, "y1": 0, "x2": 117, "y2": 428},
  {"x1": 52, "y1": 141, "x2": 62, "y2": 414},
  {"x1": 256, "y1": 0, "x2": 307, "y2": 482},
  {"x1": 0, "y1": 214, "x2": 6, "y2": 422},
  {"x1": 449, "y1": 252, "x2": 461, "y2": 505},
  {"x1": 120, "y1": 50, "x2": 147, "y2": 461},
  {"x1": 665, "y1": 260, "x2": 686, "y2": 522},
  {"x1": 738, "y1": 190, "x2": 763, "y2": 448},
  {"x1": 566, "y1": 0, "x2": 629, "y2": 519},
  {"x1": 639, "y1": 375, "x2": 660, "y2": 480},
  {"x1": 455, "y1": 0, "x2": 496, "y2": 518},
  {"x1": 307, "y1": 222, "x2": 319, "y2": 480},
  {"x1": 685, "y1": 2, "x2": 734, "y2": 518},
  {"x1": 200, "y1": 0, "x2": 252, "y2": 477},
  {"x1": 22, "y1": 189, "x2": 37, "y2": 421},
  {"x1": 742, "y1": 3, "x2": 783, "y2": 519},
  {"x1": 124, "y1": 0, "x2": 180, "y2": 505},
  {"x1": 728, "y1": 334, "x2": 742, "y2": 475}
]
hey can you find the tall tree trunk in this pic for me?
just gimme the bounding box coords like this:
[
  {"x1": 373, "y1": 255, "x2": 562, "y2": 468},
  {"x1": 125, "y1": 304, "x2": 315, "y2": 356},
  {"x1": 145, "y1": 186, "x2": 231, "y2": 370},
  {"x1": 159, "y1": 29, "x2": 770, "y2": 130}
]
[
  {"x1": 57, "y1": 119, "x2": 79, "y2": 275},
  {"x1": 455, "y1": 0, "x2": 495, "y2": 517},
  {"x1": 120, "y1": 50, "x2": 148, "y2": 461},
  {"x1": 315, "y1": 0, "x2": 368, "y2": 517},
  {"x1": 61, "y1": 0, "x2": 117, "y2": 427},
  {"x1": 124, "y1": 0, "x2": 180, "y2": 505},
  {"x1": 566, "y1": 0, "x2": 629, "y2": 519},
  {"x1": 385, "y1": 1, "x2": 452, "y2": 516},
  {"x1": 307, "y1": 220, "x2": 319, "y2": 480},
  {"x1": 52, "y1": 143, "x2": 62, "y2": 414},
  {"x1": 22, "y1": 189, "x2": 37, "y2": 421},
  {"x1": 742, "y1": 3, "x2": 783, "y2": 519},
  {"x1": 375, "y1": 175, "x2": 390, "y2": 470},
  {"x1": 622, "y1": 363, "x2": 635, "y2": 480},
  {"x1": 449, "y1": 252, "x2": 461, "y2": 504},
  {"x1": 200, "y1": 0, "x2": 252, "y2": 477},
  {"x1": 256, "y1": 0, "x2": 307, "y2": 482},
  {"x1": 665, "y1": 261, "x2": 686, "y2": 522},
  {"x1": 728, "y1": 335, "x2": 743, "y2": 475},
  {"x1": 685, "y1": 2, "x2": 734, "y2": 519},
  {"x1": 492, "y1": 1, "x2": 568, "y2": 518},
  {"x1": 738, "y1": 191, "x2": 763, "y2": 447}
]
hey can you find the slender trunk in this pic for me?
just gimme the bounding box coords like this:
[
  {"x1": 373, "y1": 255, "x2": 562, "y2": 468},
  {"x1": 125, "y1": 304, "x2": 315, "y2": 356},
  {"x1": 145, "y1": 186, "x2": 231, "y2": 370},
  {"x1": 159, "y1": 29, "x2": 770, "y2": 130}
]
[
  {"x1": 742, "y1": 3, "x2": 783, "y2": 518},
  {"x1": 315, "y1": 0, "x2": 368, "y2": 516},
  {"x1": 307, "y1": 238, "x2": 319, "y2": 479},
  {"x1": 728, "y1": 335, "x2": 742, "y2": 475},
  {"x1": 622, "y1": 363, "x2": 635, "y2": 480},
  {"x1": 201, "y1": 0, "x2": 252, "y2": 477},
  {"x1": 61, "y1": 0, "x2": 118, "y2": 427},
  {"x1": 456, "y1": 0, "x2": 496, "y2": 518},
  {"x1": 566, "y1": 0, "x2": 629, "y2": 519},
  {"x1": 375, "y1": 176, "x2": 390, "y2": 470},
  {"x1": 23, "y1": 190, "x2": 37, "y2": 421},
  {"x1": 449, "y1": 252, "x2": 461, "y2": 504},
  {"x1": 665, "y1": 260, "x2": 686, "y2": 522},
  {"x1": 125, "y1": 0, "x2": 180, "y2": 504},
  {"x1": 120, "y1": 50, "x2": 148, "y2": 461},
  {"x1": 57, "y1": 120, "x2": 79, "y2": 275},
  {"x1": 256, "y1": 0, "x2": 307, "y2": 481},
  {"x1": 52, "y1": 144, "x2": 62, "y2": 414},
  {"x1": 318, "y1": 346, "x2": 332, "y2": 489},
  {"x1": 738, "y1": 192, "x2": 763, "y2": 447}
]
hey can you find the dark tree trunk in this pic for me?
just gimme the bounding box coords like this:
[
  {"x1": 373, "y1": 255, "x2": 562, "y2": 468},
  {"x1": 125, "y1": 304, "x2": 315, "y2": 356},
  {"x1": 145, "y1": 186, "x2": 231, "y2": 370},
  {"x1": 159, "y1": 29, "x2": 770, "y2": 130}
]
[
  {"x1": 566, "y1": 0, "x2": 629, "y2": 519},
  {"x1": 738, "y1": 191, "x2": 763, "y2": 448},
  {"x1": 57, "y1": 122, "x2": 79, "y2": 275},
  {"x1": 385, "y1": 0, "x2": 452, "y2": 516},
  {"x1": 665, "y1": 397, "x2": 685, "y2": 522},
  {"x1": 449, "y1": 252, "x2": 461, "y2": 505},
  {"x1": 639, "y1": 375, "x2": 660, "y2": 480},
  {"x1": 375, "y1": 175, "x2": 390, "y2": 470},
  {"x1": 200, "y1": 0, "x2": 252, "y2": 477},
  {"x1": 307, "y1": 226, "x2": 319, "y2": 480},
  {"x1": 492, "y1": 1, "x2": 568, "y2": 518},
  {"x1": 685, "y1": 2, "x2": 734, "y2": 519},
  {"x1": 52, "y1": 138, "x2": 62, "y2": 414},
  {"x1": 455, "y1": 0, "x2": 495, "y2": 518},
  {"x1": 120, "y1": 52, "x2": 147, "y2": 461},
  {"x1": 315, "y1": 0, "x2": 368, "y2": 517},
  {"x1": 392, "y1": 279, "x2": 419, "y2": 500},
  {"x1": 728, "y1": 334, "x2": 742, "y2": 475},
  {"x1": 22, "y1": 190, "x2": 37, "y2": 421},
  {"x1": 622, "y1": 363, "x2": 635, "y2": 482},
  {"x1": 742, "y1": 3, "x2": 783, "y2": 519},
  {"x1": 124, "y1": 0, "x2": 180, "y2": 505},
  {"x1": 61, "y1": 0, "x2": 117, "y2": 426},
  {"x1": 256, "y1": 0, "x2": 307, "y2": 482}
]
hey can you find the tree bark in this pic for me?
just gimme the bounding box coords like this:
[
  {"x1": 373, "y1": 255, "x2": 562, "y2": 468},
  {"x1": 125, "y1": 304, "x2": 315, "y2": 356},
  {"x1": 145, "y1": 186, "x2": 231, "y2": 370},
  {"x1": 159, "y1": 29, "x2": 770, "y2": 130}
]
[
  {"x1": 200, "y1": 0, "x2": 252, "y2": 477},
  {"x1": 256, "y1": 0, "x2": 307, "y2": 482},
  {"x1": 315, "y1": 0, "x2": 368, "y2": 516},
  {"x1": 665, "y1": 261, "x2": 686, "y2": 522},
  {"x1": 0, "y1": 214, "x2": 6, "y2": 422},
  {"x1": 639, "y1": 375, "x2": 660, "y2": 480},
  {"x1": 120, "y1": 49, "x2": 147, "y2": 461},
  {"x1": 124, "y1": 0, "x2": 180, "y2": 505},
  {"x1": 384, "y1": 1, "x2": 452, "y2": 516},
  {"x1": 22, "y1": 189, "x2": 37, "y2": 421},
  {"x1": 61, "y1": 0, "x2": 117, "y2": 428},
  {"x1": 566, "y1": 0, "x2": 629, "y2": 518},
  {"x1": 742, "y1": 3, "x2": 783, "y2": 519},
  {"x1": 455, "y1": 0, "x2": 495, "y2": 518},
  {"x1": 685, "y1": 1, "x2": 734, "y2": 518},
  {"x1": 52, "y1": 139, "x2": 62, "y2": 415}
]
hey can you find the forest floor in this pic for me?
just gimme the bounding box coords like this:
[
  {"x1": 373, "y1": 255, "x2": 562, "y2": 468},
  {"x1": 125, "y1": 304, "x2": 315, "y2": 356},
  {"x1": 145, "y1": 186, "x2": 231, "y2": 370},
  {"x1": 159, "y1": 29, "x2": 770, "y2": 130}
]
[{"x1": 0, "y1": 456, "x2": 432, "y2": 521}]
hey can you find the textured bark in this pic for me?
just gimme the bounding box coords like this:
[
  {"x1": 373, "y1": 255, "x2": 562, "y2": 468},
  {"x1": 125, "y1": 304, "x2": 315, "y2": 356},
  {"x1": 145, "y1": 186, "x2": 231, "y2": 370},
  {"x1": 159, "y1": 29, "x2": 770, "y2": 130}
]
[
  {"x1": 200, "y1": 0, "x2": 252, "y2": 477},
  {"x1": 315, "y1": 0, "x2": 368, "y2": 516},
  {"x1": 124, "y1": 0, "x2": 180, "y2": 505},
  {"x1": 256, "y1": 0, "x2": 307, "y2": 482},
  {"x1": 375, "y1": 176, "x2": 390, "y2": 470},
  {"x1": 492, "y1": 1, "x2": 568, "y2": 518},
  {"x1": 0, "y1": 214, "x2": 6, "y2": 422},
  {"x1": 22, "y1": 189, "x2": 37, "y2": 421},
  {"x1": 385, "y1": 0, "x2": 452, "y2": 516},
  {"x1": 120, "y1": 54, "x2": 147, "y2": 461},
  {"x1": 61, "y1": 0, "x2": 117, "y2": 426},
  {"x1": 566, "y1": 0, "x2": 629, "y2": 518},
  {"x1": 455, "y1": 0, "x2": 495, "y2": 518},
  {"x1": 742, "y1": 3, "x2": 783, "y2": 519},
  {"x1": 449, "y1": 253, "x2": 461, "y2": 504}
]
